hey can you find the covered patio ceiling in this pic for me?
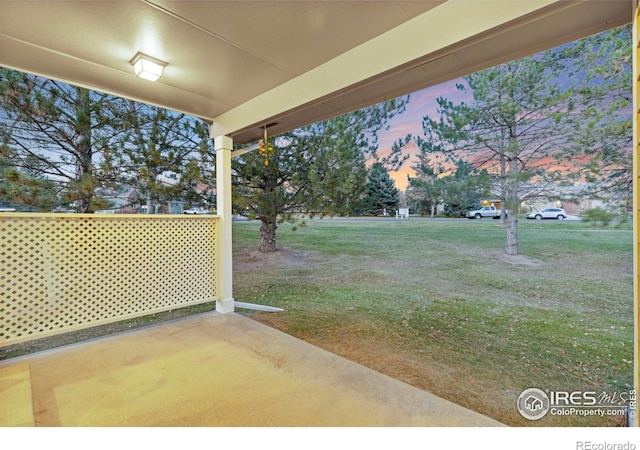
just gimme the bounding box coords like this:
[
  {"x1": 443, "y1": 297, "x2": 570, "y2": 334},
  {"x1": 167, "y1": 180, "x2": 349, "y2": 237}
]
[{"x1": 0, "y1": 1, "x2": 632, "y2": 144}]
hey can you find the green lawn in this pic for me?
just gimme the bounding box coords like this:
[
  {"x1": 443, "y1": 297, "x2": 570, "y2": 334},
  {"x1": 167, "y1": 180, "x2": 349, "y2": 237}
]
[{"x1": 233, "y1": 217, "x2": 634, "y2": 426}]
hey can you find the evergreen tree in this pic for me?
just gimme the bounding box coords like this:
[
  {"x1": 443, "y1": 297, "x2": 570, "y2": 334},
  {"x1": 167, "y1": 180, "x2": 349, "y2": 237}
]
[
  {"x1": 0, "y1": 69, "x2": 215, "y2": 213},
  {"x1": 440, "y1": 160, "x2": 490, "y2": 217},
  {"x1": 364, "y1": 162, "x2": 399, "y2": 216},
  {"x1": 562, "y1": 25, "x2": 632, "y2": 203},
  {"x1": 0, "y1": 69, "x2": 119, "y2": 212},
  {"x1": 413, "y1": 28, "x2": 631, "y2": 254},
  {"x1": 407, "y1": 158, "x2": 488, "y2": 217},
  {"x1": 0, "y1": 145, "x2": 57, "y2": 210},
  {"x1": 406, "y1": 160, "x2": 443, "y2": 217},
  {"x1": 108, "y1": 100, "x2": 214, "y2": 214},
  {"x1": 233, "y1": 133, "x2": 305, "y2": 252},
  {"x1": 416, "y1": 53, "x2": 574, "y2": 255},
  {"x1": 233, "y1": 97, "x2": 408, "y2": 252}
]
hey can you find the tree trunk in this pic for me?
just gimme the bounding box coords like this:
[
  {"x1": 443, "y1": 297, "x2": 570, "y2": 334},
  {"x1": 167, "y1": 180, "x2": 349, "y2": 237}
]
[
  {"x1": 75, "y1": 87, "x2": 94, "y2": 213},
  {"x1": 505, "y1": 214, "x2": 518, "y2": 255},
  {"x1": 504, "y1": 137, "x2": 519, "y2": 255},
  {"x1": 259, "y1": 219, "x2": 277, "y2": 252},
  {"x1": 504, "y1": 172, "x2": 519, "y2": 255}
]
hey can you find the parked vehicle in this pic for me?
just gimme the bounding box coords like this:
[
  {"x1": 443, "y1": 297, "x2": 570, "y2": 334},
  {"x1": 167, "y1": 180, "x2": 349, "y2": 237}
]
[
  {"x1": 465, "y1": 206, "x2": 505, "y2": 220},
  {"x1": 525, "y1": 208, "x2": 566, "y2": 220},
  {"x1": 183, "y1": 207, "x2": 212, "y2": 215}
]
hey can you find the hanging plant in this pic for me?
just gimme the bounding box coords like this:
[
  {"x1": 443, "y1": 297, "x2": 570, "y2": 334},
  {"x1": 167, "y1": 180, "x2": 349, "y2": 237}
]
[{"x1": 258, "y1": 128, "x2": 275, "y2": 166}]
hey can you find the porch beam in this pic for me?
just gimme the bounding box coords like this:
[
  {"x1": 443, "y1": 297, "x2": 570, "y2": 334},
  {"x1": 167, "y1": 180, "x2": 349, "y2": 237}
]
[
  {"x1": 210, "y1": 0, "x2": 557, "y2": 139},
  {"x1": 215, "y1": 134, "x2": 234, "y2": 313}
]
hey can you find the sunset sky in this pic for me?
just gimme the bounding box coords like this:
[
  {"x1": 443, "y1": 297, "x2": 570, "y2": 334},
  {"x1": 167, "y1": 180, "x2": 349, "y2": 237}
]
[{"x1": 376, "y1": 79, "x2": 470, "y2": 191}]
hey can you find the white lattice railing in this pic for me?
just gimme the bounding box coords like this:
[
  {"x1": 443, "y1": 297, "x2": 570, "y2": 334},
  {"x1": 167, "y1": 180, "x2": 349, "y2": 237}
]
[{"x1": 0, "y1": 213, "x2": 219, "y2": 346}]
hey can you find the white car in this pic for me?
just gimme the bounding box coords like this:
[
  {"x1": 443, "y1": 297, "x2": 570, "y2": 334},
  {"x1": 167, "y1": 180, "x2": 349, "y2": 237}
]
[
  {"x1": 526, "y1": 208, "x2": 567, "y2": 220},
  {"x1": 465, "y1": 205, "x2": 504, "y2": 219},
  {"x1": 183, "y1": 207, "x2": 212, "y2": 215}
]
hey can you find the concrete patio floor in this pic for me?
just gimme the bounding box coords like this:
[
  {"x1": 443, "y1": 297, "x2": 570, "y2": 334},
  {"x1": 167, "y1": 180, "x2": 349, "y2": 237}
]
[{"x1": 0, "y1": 312, "x2": 503, "y2": 427}]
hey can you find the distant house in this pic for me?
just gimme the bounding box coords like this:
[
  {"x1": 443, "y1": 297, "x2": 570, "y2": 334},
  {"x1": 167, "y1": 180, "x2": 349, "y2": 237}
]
[
  {"x1": 95, "y1": 177, "x2": 215, "y2": 214},
  {"x1": 95, "y1": 186, "x2": 140, "y2": 213},
  {"x1": 159, "y1": 201, "x2": 185, "y2": 214},
  {"x1": 481, "y1": 200, "x2": 502, "y2": 210}
]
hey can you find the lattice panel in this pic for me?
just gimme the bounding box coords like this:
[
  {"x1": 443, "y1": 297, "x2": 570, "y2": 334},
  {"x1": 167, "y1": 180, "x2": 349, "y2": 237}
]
[{"x1": 1, "y1": 213, "x2": 219, "y2": 346}]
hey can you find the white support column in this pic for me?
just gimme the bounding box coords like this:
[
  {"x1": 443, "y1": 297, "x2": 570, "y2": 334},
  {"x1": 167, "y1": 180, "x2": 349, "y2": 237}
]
[{"x1": 215, "y1": 135, "x2": 234, "y2": 313}]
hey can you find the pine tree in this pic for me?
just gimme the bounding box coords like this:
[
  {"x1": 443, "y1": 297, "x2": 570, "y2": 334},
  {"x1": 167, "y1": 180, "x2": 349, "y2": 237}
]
[
  {"x1": 0, "y1": 145, "x2": 57, "y2": 210},
  {"x1": 233, "y1": 98, "x2": 408, "y2": 252},
  {"x1": 107, "y1": 100, "x2": 214, "y2": 214},
  {"x1": 407, "y1": 158, "x2": 488, "y2": 217},
  {"x1": 440, "y1": 160, "x2": 490, "y2": 217},
  {"x1": 416, "y1": 53, "x2": 574, "y2": 255},
  {"x1": 364, "y1": 162, "x2": 399, "y2": 216},
  {"x1": 414, "y1": 28, "x2": 631, "y2": 254},
  {"x1": 562, "y1": 25, "x2": 632, "y2": 204},
  {"x1": 0, "y1": 69, "x2": 118, "y2": 212}
]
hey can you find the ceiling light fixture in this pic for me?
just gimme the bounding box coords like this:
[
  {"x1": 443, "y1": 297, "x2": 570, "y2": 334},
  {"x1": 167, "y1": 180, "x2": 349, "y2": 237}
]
[{"x1": 129, "y1": 52, "x2": 168, "y2": 81}]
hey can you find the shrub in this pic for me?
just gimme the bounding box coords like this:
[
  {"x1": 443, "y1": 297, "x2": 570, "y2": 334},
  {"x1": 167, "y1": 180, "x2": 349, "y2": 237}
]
[{"x1": 580, "y1": 207, "x2": 620, "y2": 226}]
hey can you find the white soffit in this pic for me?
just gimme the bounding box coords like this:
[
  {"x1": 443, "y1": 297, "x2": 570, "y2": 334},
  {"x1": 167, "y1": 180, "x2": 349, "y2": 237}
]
[
  {"x1": 0, "y1": 1, "x2": 632, "y2": 144},
  {"x1": 214, "y1": 0, "x2": 632, "y2": 143}
]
